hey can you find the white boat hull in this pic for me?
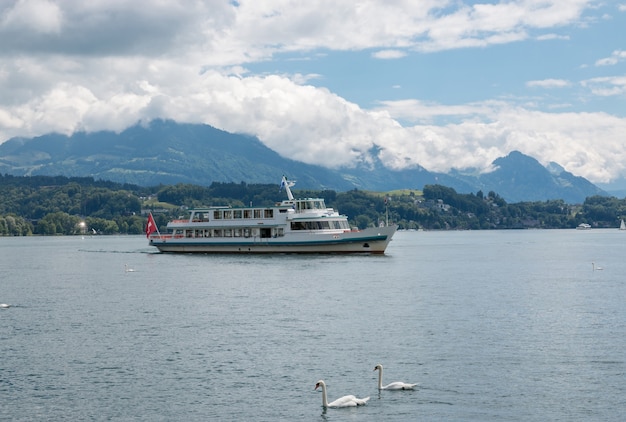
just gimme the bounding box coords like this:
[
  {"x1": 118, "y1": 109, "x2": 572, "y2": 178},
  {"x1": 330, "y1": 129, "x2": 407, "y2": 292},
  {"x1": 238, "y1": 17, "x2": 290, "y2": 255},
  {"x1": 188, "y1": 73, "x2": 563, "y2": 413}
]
[{"x1": 150, "y1": 225, "x2": 396, "y2": 254}]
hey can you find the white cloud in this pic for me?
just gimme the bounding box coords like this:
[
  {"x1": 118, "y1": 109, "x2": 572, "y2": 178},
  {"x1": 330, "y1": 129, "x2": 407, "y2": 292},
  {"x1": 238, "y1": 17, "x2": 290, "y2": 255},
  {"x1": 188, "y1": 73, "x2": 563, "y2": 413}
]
[
  {"x1": 595, "y1": 50, "x2": 626, "y2": 66},
  {"x1": 5, "y1": 69, "x2": 625, "y2": 184},
  {"x1": 374, "y1": 99, "x2": 499, "y2": 124},
  {"x1": 416, "y1": 0, "x2": 588, "y2": 52},
  {"x1": 526, "y1": 79, "x2": 571, "y2": 88},
  {"x1": 0, "y1": 0, "x2": 590, "y2": 62},
  {"x1": 0, "y1": 108, "x2": 22, "y2": 129},
  {"x1": 376, "y1": 102, "x2": 626, "y2": 183},
  {"x1": 372, "y1": 50, "x2": 407, "y2": 60},
  {"x1": 581, "y1": 76, "x2": 626, "y2": 96},
  {"x1": 0, "y1": 0, "x2": 63, "y2": 34},
  {"x1": 1, "y1": 0, "x2": 625, "y2": 185},
  {"x1": 536, "y1": 33, "x2": 570, "y2": 41}
]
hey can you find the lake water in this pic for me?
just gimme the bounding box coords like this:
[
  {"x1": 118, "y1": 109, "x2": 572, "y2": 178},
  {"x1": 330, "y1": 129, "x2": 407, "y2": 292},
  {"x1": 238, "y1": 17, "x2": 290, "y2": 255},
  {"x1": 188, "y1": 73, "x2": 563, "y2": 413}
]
[{"x1": 1, "y1": 230, "x2": 625, "y2": 421}]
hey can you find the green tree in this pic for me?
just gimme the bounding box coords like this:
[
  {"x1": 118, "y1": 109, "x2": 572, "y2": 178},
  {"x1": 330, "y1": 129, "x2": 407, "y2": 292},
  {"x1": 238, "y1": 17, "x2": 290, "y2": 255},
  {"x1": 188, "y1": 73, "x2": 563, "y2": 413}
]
[
  {"x1": 0, "y1": 215, "x2": 33, "y2": 236},
  {"x1": 355, "y1": 215, "x2": 373, "y2": 229},
  {"x1": 36, "y1": 212, "x2": 81, "y2": 235}
]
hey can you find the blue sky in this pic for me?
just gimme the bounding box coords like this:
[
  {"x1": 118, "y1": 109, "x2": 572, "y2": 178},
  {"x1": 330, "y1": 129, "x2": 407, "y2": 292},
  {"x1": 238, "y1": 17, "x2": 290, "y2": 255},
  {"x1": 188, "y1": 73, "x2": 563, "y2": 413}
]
[{"x1": 0, "y1": 1, "x2": 625, "y2": 188}]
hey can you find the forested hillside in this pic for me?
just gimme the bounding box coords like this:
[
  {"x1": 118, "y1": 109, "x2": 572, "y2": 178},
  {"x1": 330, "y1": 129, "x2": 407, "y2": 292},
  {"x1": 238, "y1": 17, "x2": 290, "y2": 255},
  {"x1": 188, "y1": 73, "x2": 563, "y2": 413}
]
[{"x1": 1, "y1": 174, "x2": 625, "y2": 236}]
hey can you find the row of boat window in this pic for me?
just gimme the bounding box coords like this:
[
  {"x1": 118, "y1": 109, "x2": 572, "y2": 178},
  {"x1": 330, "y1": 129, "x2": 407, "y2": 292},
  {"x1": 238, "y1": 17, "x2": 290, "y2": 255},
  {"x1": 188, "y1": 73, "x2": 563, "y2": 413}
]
[
  {"x1": 192, "y1": 209, "x2": 275, "y2": 221},
  {"x1": 178, "y1": 227, "x2": 284, "y2": 238},
  {"x1": 175, "y1": 220, "x2": 349, "y2": 238},
  {"x1": 290, "y1": 221, "x2": 350, "y2": 230},
  {"x1": 295, "y1": 200, "x2": 326, "y2": 211}
]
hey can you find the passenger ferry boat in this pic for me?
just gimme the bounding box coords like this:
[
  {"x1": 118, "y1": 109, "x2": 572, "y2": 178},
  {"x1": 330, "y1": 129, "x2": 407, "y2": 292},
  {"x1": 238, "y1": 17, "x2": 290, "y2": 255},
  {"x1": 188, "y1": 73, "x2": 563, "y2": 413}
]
[{"x1": 147, "y1": 176, "x2": 396, "y2": 254}]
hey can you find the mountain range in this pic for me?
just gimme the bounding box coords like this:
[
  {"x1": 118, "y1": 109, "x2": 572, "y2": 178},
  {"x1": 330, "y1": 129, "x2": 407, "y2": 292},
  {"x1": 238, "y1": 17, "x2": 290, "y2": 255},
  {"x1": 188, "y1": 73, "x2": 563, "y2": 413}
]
[{"x1": 0, "y1": 119, "x2": 607, "y2": 203}]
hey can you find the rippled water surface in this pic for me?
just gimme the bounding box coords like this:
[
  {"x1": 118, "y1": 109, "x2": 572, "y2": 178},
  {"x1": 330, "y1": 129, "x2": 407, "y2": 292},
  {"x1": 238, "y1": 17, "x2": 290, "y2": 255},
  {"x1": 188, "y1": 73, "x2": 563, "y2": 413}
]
[{"x1": 1, "y1": 230, "x2": 625, "y2": 421}]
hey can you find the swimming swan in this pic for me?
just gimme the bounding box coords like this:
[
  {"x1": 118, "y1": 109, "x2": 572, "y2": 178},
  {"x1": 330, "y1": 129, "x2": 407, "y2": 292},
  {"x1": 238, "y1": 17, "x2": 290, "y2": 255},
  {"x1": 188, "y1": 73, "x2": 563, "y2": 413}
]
[
  {"x1": 374, "y1": 364, "x2": 417, "y2": 390},
  {"x1": 314, "y1": 380, "x2": 369, "y2": 408}
]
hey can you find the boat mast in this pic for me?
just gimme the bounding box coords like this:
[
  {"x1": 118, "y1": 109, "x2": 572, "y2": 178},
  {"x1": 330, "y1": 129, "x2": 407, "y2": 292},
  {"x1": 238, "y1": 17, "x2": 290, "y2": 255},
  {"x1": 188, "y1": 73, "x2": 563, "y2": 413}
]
[
  {"x1": 385, "y1": 196, "x2": 389, "y2": 227},
  {"x1": 281, "y1": 175, "x2": 296, "y2": 201},
  {"x1": 386, "y1": 203, "x2": 389, "y2": 227}
]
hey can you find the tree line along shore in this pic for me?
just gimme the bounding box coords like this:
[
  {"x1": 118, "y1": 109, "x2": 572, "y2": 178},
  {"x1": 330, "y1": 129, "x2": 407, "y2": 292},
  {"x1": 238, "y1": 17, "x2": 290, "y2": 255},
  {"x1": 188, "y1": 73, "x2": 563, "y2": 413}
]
[{"x1": 1, "y1": 174, "x2": 625, "y2": 236}]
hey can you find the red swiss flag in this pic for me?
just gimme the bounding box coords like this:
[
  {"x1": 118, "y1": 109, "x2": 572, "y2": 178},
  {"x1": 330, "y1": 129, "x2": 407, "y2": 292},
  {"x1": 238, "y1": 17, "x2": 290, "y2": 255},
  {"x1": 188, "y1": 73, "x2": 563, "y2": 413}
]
[{"x1": 145, "y1": 213, "x2": 157, "y2": 238}]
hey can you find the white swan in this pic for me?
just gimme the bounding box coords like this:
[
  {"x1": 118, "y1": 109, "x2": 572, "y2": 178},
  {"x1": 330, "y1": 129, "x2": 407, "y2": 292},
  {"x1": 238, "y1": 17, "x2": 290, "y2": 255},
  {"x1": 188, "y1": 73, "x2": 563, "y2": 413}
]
[
  {"x1": 314, "y1": 380, "x2": 369, "y2": 408},
  {"x1": 592, "y1": 262, "x2": 603, "y2": 271},
  {"x1": 0, "y1": 303, "x2": 10, "y2": 309},
  {"x1": 374, "y1": 364, "x2": 417, "y2": 390},
  {"x1": 125, "y1": 264, "x2": 135, "y2": 272}
]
